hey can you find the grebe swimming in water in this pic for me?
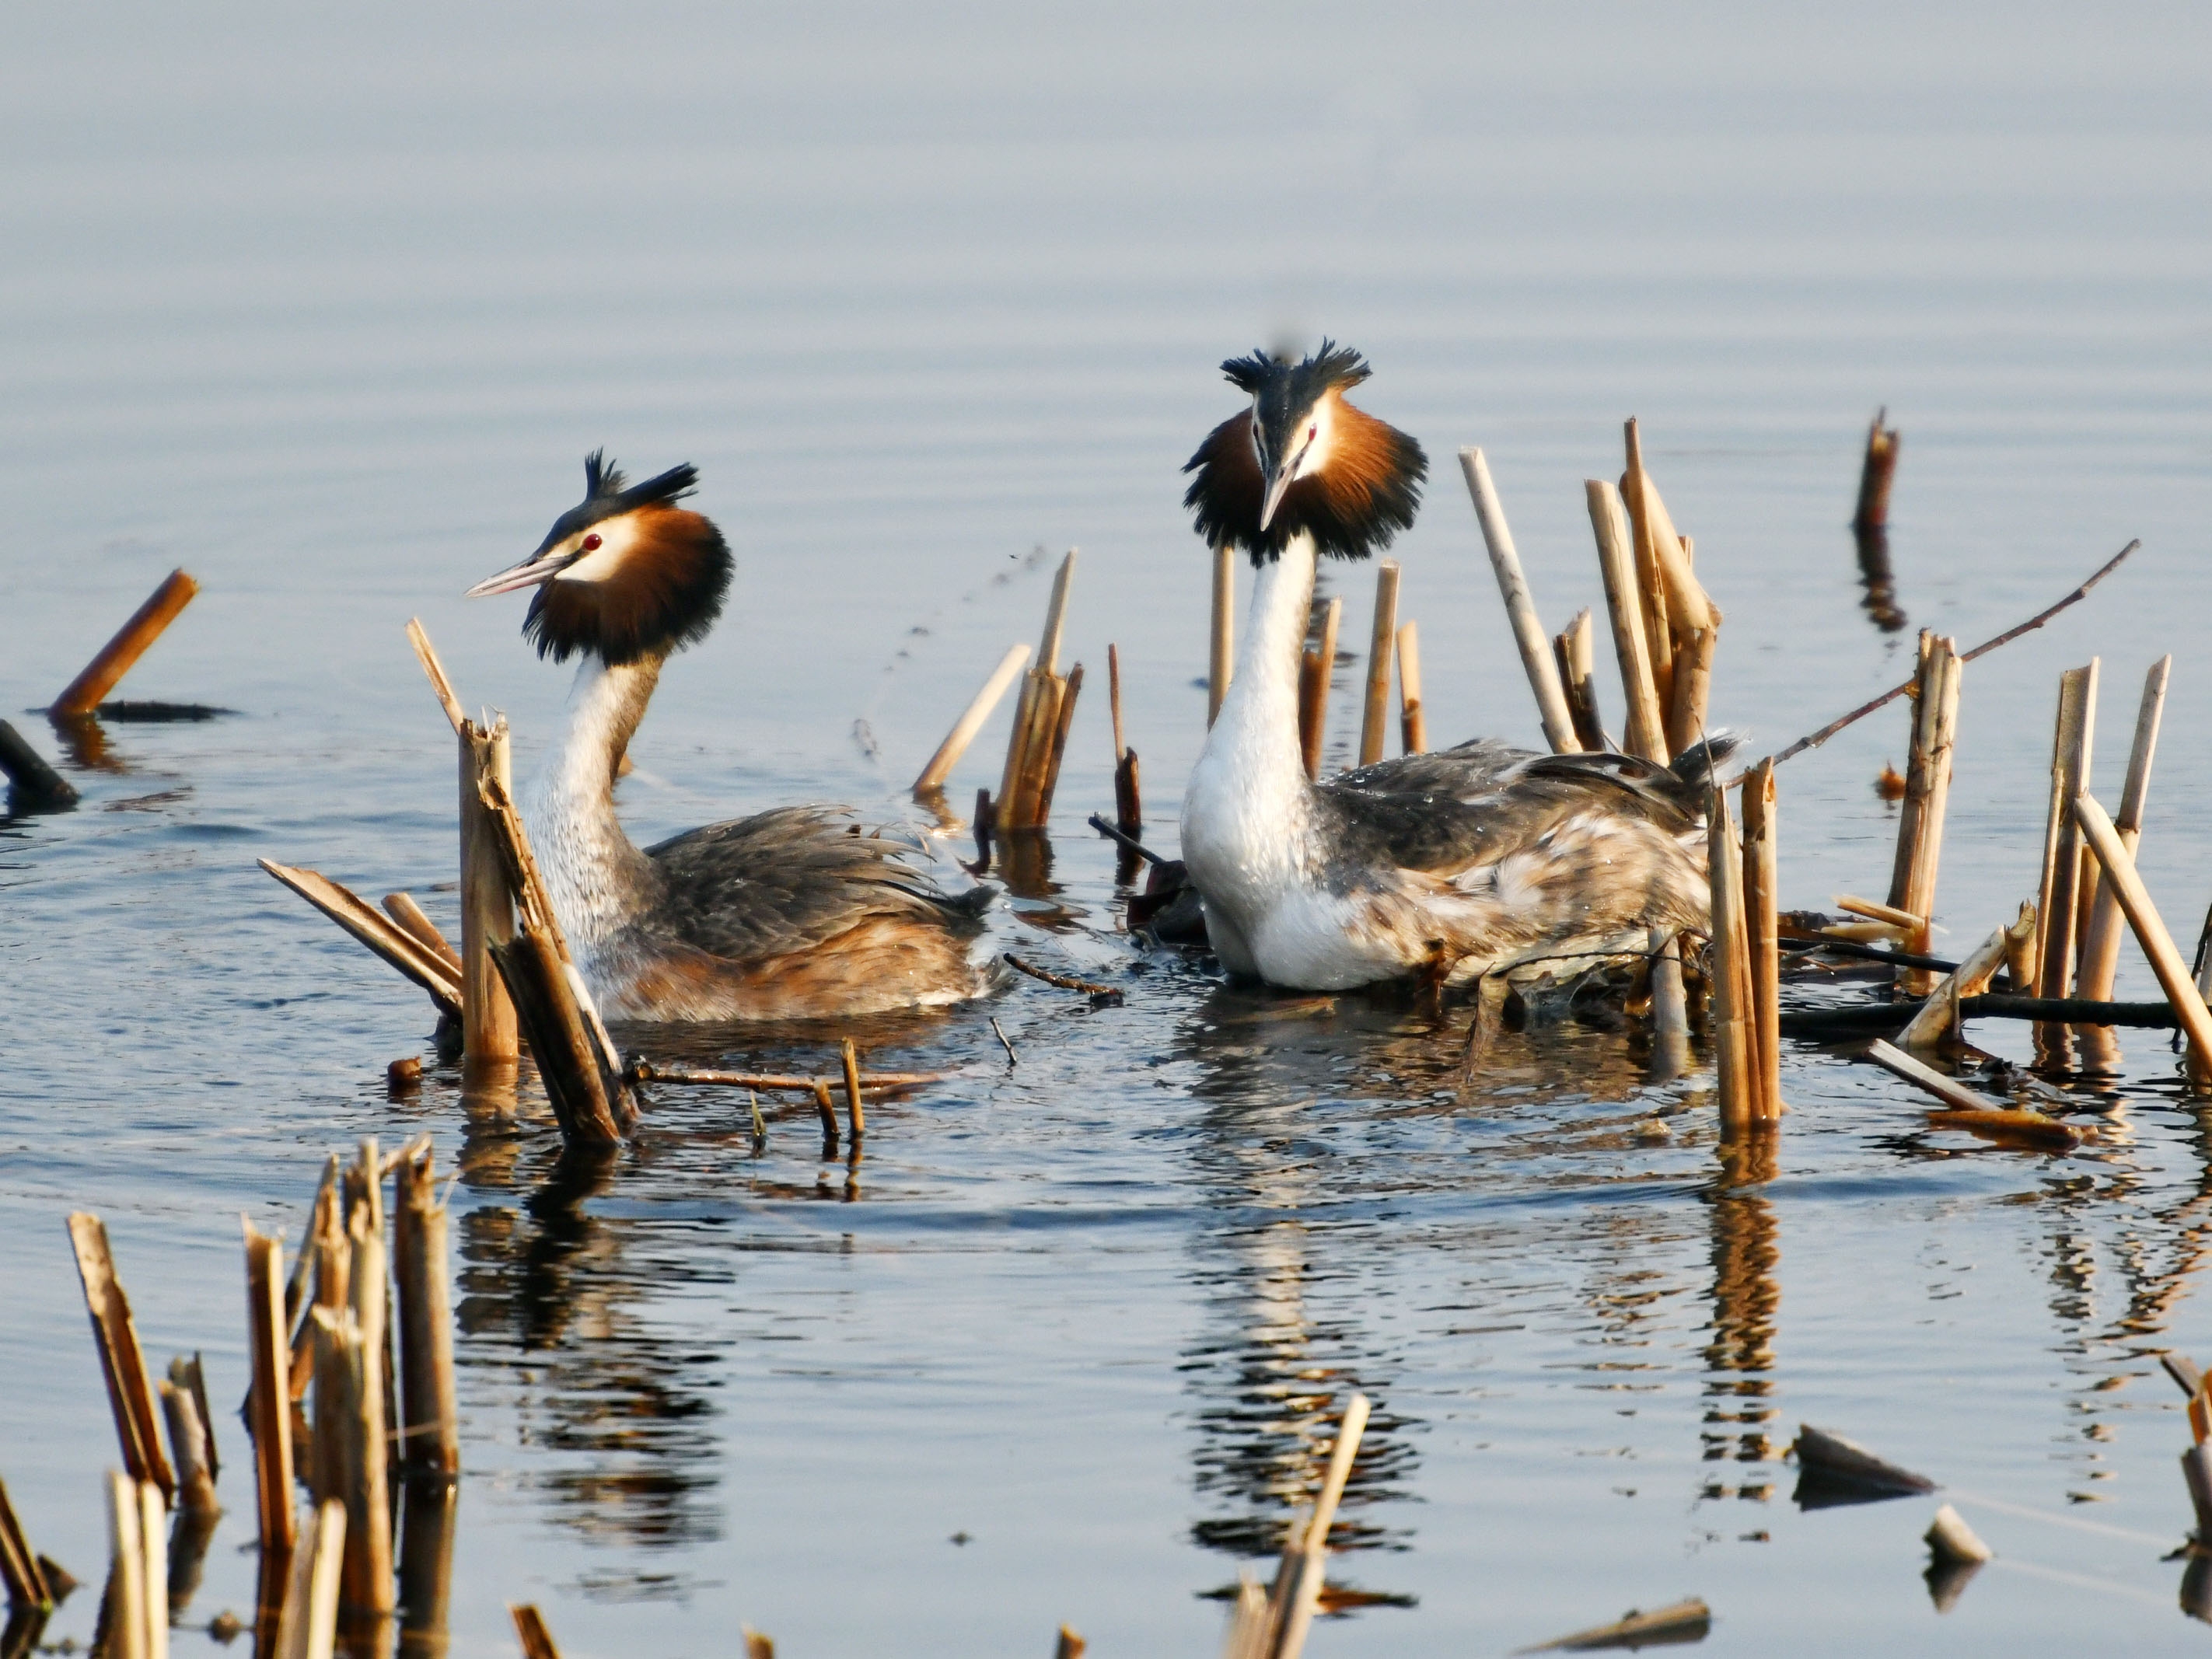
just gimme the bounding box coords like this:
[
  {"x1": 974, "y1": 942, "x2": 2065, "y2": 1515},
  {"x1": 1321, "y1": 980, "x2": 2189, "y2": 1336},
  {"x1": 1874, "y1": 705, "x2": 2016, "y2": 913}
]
[
  {"x1": 1177, "y1": 343, "x2": 1735, "y2": 993},
  {"x1": 467, "y1": 452, "x2": 992, "y2": 1021}
]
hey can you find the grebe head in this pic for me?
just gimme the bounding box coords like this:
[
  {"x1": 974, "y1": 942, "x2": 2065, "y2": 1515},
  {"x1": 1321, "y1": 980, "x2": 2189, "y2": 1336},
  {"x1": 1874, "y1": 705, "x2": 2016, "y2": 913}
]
[
  {"x1": 466, "y1": 450, "x2": 733, "y2": 666},
  {"x1": 1181, "y1": 340, "x2": 1427, "y2": 566}
]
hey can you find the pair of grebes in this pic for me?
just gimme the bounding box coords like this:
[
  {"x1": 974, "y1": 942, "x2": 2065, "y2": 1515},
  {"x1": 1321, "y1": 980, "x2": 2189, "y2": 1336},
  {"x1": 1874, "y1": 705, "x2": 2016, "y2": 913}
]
[{"x1": 466, "y1": 344, "x2": 1734, "y2": 1022}]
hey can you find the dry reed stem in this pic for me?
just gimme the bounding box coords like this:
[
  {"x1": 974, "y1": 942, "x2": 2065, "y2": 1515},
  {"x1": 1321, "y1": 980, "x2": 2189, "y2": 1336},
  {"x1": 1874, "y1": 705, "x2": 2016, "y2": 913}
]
[
  {"x1": 52, "y1": 571, "x2": 200, "y2": 717},
  {"x1": 489, "y1": 932, "x2": 624, "y2": 1146},
  {"x1": 2078, "y1": 655, "x2": 2171, "y2": 1001},
  {"x1": 1632, "y1": 463, "x2": 1718, "y2": 637},
  {"x1": 1358, "y1": 560, "x2": 1400, "y2": 767},
  {"x1": 2036, "y1": 662, "x2": 2098, "y2": 998},
  {"x1": 1853, "y1": 409, "x2": 1901, "y2": 532},
  {"x1": 840, "y1": 1039, "x2": 865, "y2": 1142},
  {"x1": 258, "y1": 861, "x2": 463, "y2": 1017},
  {"x1": 104, "y1": 1472, "x2": 149, "y2": 1659},
  {"x1": 912, "y1": 642, "x2": 1031, "y2": 795},
  {"x1": 1106, "y1": 643, "x2": 1127, "y2": 760},
  {"x1": 2074, "y1": 793, "x2": 2212, "y2": 1090},
  {"x1": 276, "y1": 1499, "x2": 345, "y2": 1659},
  {"x1": 1648, "y1": 931, "x2": 1690, "y2": 1083},
  {"x1": 1219, "y1": 1573, "x2": 1270, "y2": 1659},
  {"x1": 510, "y1": 1605, "x2": 563, "y2": 1659},
  {"x1": 1898, "y1": 925, "x2": 2012, "y2": 1050},
  {"x1": 137, "y1": 1479, "x2": 167, "y2": 1659},
  {"x1": 342, "y1": 1151, "x2": 393, "y2": 1616},
  {"x1": 629, "y1": 1062, "x2": 949, "y2": 1094},
  {"x1": 1395, "y1": 622, "x2": 1425, "y2": 754},
  {"x1": 393, "y1": 1142, "x2": 459, "y2": 1479},
  {"x1": 1621, "y1": 421, "x2": 1671, "y2": 714},
  {"x1": 241, "y1": 1221, "x2": 297, "y2": 1557},
  {"x1": 1461, "y1": 449, "x2": 1580, "y2": 753},
  {"x1": 1034, "y1": 661, "x2": 1084, "y2": 824},
  {"x1": 1835, "y1": 896, "x2": 1926, "y2": 931},
  {"x1": 1269, "y1": 1392, "x2": 1372, "y2": 1659},
  {"x1": 1888, "y1": 635, "x2": 1962, "y2": 994},
  {"x1": 1038, "y1": 550, "x2": 1076, "y2": 675},
  {"x1": 996, "y1": 670, "x2": 1040, "y2": 812},
  {"x1": 157, "y1": 1379, "x2": 219, "y2": 1519},
  {"x1": 1666, "y1": 623, "x2": 1718, "y2": 760},
  {"x1": 1741, "y1": 760, "x2": 1782, "y2": 1122},
  {"x1": 380, "y1": 894, "x2": 460, "y2": 976},
  {"x1": 2002, "y1": 901, "x2": 2039, "y2": 991},
  {"x1": 1109, "y1": 644, "x2": 1142, "y2": 836},
  {"x1": 1055, "y1": 1626, "x2": 1087, "y2": 1659},
  {"x1": 811, "y1": 1081, "x2": 839, "y2": 1149},
  {"x1": 1298, "y1": 599, "x2": 1341, "y2": 781},
  {"x1": 1861, "y1": 1038, "x2": 1997, "y2": 1114},
  {"x1": 1707, "y1": 788, "x2": 1755, "y2": 1130},
  {"x1": 0, "y1": 1478, "x2": 50, "y2": 1610},
  {"x1": 404, "y1": 619, "x2": 467, "y2": 737},
  {"x1": 1586, "y1": 480, "x2": 1666, "y2": 763},
  {"x1": 1209, "y1": 543, "x2": 1235, "y2": 728},
  {"x1": 1552, "y1": 609, "x2": 1606, "y2": 753},
  {"x1": 460, "y1": 718, "x2": 519, "y2": 1063},
  {"x1": 67, "y1": 1216, "x2": 175, "y2": 1500}
]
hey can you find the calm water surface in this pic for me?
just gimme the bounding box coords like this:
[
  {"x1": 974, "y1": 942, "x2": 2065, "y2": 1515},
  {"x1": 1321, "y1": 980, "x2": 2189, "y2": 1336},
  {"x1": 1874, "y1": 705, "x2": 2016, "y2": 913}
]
[{"x1": 5, "y1": 5, "x2": 2212, "y2": 1654}]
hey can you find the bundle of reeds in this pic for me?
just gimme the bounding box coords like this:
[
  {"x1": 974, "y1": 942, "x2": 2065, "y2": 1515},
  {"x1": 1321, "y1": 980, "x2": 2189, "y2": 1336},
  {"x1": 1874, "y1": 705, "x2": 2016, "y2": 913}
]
[{"x1": 997, "y1": 550, "x2": 1082, "y2": 830}]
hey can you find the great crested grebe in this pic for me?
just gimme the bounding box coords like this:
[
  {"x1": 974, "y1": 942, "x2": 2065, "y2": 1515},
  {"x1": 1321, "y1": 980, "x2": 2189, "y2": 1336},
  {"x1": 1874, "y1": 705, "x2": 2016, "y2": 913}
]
[
  {"x1": 1178, "y1": 343, "x2": 1735, "y2": 993},
  {"x1": 466, "y1": 452, "x2": 993, "y2": 1021}
]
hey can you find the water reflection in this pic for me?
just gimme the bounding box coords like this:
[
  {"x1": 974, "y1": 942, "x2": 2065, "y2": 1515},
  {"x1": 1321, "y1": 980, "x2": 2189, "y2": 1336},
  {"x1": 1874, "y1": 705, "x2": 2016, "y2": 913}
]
[
  {"x1": 1853, "y1": 527, "x2": 1909, "y2": 634},
  {"x1": 1703, "y1": 1134, "x2": 1781, "y2": 1504}
]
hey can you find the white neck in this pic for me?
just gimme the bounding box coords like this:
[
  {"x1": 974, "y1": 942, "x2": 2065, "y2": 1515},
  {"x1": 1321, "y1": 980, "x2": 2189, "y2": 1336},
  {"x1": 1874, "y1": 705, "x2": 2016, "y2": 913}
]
[
  {"x1": 520, "y1": 654, "x2": 661, "y2": 957},
  {"x1": 1179, "y1": 536, "x2": 1319, "y2": 953}
]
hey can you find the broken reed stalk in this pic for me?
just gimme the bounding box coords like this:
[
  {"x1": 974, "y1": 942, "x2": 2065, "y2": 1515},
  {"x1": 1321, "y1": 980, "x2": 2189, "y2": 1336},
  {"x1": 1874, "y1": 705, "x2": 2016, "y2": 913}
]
[
  {"x1": 912, "y1": 642, "x2": 1031, "y2": 795},
  {"x1": 1585, "y1": 480, "x2": 1666, "y2": 763},
  {"x1": 2036, "y1": 662, "x2": 2098, "y2": 998},
  {"x1": 1108, "y1": 644, "x2": 1141, "y2": 838},
  {"x1": 460, "y1": 717, "x2": 519, "y2": 1064},
  {"x1": 1860, "y1": 1038, "x2": 2001, "y2": 1114},
  {"x1": 0, "y1": 720, "x2": 79, "y2": 808},
  {"x1": 1774, "y1": 540, "x2": 2137, "y2": 766},
  {"x1": 333, "y1": 1143, "x2": 393, "y2": 1618},
  {"x1": 840, "y1": 1039, "x2": 865, "y2": 1142},
  {"x1": 509, "y1": 1605, "x2": 564, "y2": 1659},
  {"x1": 1209, "y1": 543, "x2": 1235, "y2": 727},
  {"x1": 404, "y1": 617, "x2": 467, "y2": 737},
  {"x1": 1897, "y1": 924, "x2": 2014, "y2": 1050},
  {"x1": 259, "y1": 861, "x2": 463, "y2": 1018},
  {"x1": 1666, "y1": 623, "x2": 1718, "y2": 760},
  {"x1": 1032, "y1": 661, "x2": 1084, "y2": 825},
  {"x1": 51, "y1": 569, "x2": 201, "y2": 718},
  {"x1": 1460, "y1": 449, "x2": 1580, "y2": 753},
  {"x1": 1268, "y1": 1392, "x2": 1372, "y2": 1659},
  {"x1": 1648, "y1": 931, "x2": 1690, "y2": 1082},
  {"x1": 1620, "y1": 421, "x2": 1672, "y2": 717},
  {"x1": 157, "y1": 1373, "x2": 219, "y2": 1520},
  {"x1": 393, "y1": 1140, "x2": 460, "y2": 1479},
  {"x1": 2073, "y1": 792, "x2": 2212, "y2": 1091},
  {"x1": 489, "y1": 931, "x2": 624, "y2": 1145},
  {"x1": 380, "y1": 894, "x2": 461, "y2": 976},
  {"x1": 275, "y1": 1499, "x2": 345, "y2": 1659},
  {"x1": 1395, "y1": 623, "x2": 1426, "y2": 755},
  {"x1": 0, "y1": 1476, "x2": 51, "y2": 1612},
  {"x1": 1357, "y1": 560, "x2": 1400, "y2": 767},
  {"x1": 1297, "y1": 597, "x2": 1341, "y2": 782},
  {"x1": 241, "y1": 1221, "x2": 298, "y2": 1558},
  {"x1": 2077, "y1": 655, "x2": 2171, "y2": 1001},
  {"x1": 1551, "y1": 609, "x2": 1606, "y2": 753},
  {"x1": 66, "y1": 1215, "x2": 175, "y2": 1500},
  {"x1": 998, "y1": 551, "x2": 1079, "y2": 829},
  {"x1": 103, "y1": 1472, "x2": 152, "y2": 1659},
  {"x1": 1853, "y1": 409, "x2": 1901, "y2": 533},
  {"x1": 1707, "y1": 785, "x2": 1756, "y2": 1131},
  {"x1": 1740, "y1": 760, "x2": 1782, "y2": 1122},
  {"x1": 1886, "y1": 634, "x2": 1962, "y2": 994}
]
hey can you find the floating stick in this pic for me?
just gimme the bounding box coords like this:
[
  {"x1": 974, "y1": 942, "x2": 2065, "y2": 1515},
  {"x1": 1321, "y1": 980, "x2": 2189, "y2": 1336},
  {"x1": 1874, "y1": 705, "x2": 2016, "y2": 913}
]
[
  {"x1": 913, "y1": 643, "x2": 1031, "y2": 795},
  {"x1": 1462, "y1": 449, "x2": 1579, "y2": 753},
  {"x1": 404, "y1": 618, "x2": 467, "y2": 737},
  {"x1": 1395, "y1": 622, "x2": 1426, "y2": 755},
  {"x1": 1741, "y1": 759, "x2": 1782, "y2": 1121},
  {"x1": 67, "y1": 1216, "x2": 174, "y2": 1500},
  {"x1": 1268, "y1": 1392, "x2": 1371, "y2": 1659},
  {"x1": 2036, "y1": 663, "x2": 2098, "y2": 998},
  {"x1": 1357, "y1": 560, "x2": 1400, "y2": 767},
  {"x1": 1586, "y1": 481, "x2": 1665, "y2": 763},
  {"x1": 379, "y1": 895, "x2": 461, "y2": 976},
  {"x1": 1859, "y1": 1042, "x2": 2083, "y2": 1147},
  {"x1": 2074, "y1": 792, "x2": 2212, "y2": 1089},
  {"x1": 52, "y1": 571, "x2": 200, "y2": 718},
  {"x1": 393, "y1": 1141, "x2": 459, "y2": 1479},
  {"x1": 1518, "y1": 1599, "x2": 1711, "y2": 1654},
  {"x1": 1707, "y1": 787, "x2": 1755, "y2": 1130},
  {"x1": 2078, "y1": 656, "x2": 2171, "y2": 1001},
  {"x1": 1834, "y1": 895, "x2": 1926, "y2": 933},
  {"x1": 241, "y1": 1221, "x2": 296, "y2": 1559},
  {"x1": 1861, "y1": 1037, "x2": 2002, "y2": 1113},
  {"x1": 460, "y1": 718, "x2": 519, "y2": 1064},
  {"x1": 0, "y1": 721, "x2": 79, "y2": 809},
  {"x1": 1004, "y1": 953, "x2": 1125, "y2": 1007},
  {"x1": 259, "y1": 861, "x2": 463, "y2": 1018},
  {"x1": 510, "y1": 1605, "x2": 564, "y2": 1659},
  {"x1": 629, "y1": 1061, "x2": 950, "y2": 1094},
  {"x1": 0, "y1": 1477, "x2": 51, "y2": 1611},
  {"x1": 1888, "y1": 635, "x2": 1962, "y2": 994},
  {"x1": 1773, "y1": 540, "x2": 2137, "y2": 765},
  {"x1": 840, "y1": 1040, "x2": 865, "y2": 1143},
  {"x1": 1852, "y1": 409, "x2": 1901, "y2": 533},
  {"x1": 1209, "y1": 544, "x2": 1235, "y2": 727},
  {"x1": 1297, "y1": 598, "x2": 1341, "y2": 781}
]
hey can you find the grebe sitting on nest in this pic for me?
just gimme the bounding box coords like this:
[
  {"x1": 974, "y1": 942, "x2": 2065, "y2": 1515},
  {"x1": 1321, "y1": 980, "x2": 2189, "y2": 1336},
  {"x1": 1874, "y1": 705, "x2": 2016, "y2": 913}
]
[
  {"x1": 467, "y1": 452, "x2": 992, "y2": 1022},
  {"x1": 1178, "y1": 343, "x2": 1736, "y2": 994}
]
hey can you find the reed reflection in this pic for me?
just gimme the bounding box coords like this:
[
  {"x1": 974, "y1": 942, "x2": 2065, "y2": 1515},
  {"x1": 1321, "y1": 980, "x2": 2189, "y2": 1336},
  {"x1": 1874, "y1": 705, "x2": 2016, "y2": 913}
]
[
  {"x1": 1853, "y1": 527, "x2": 1908, "y2": 635},
  {"x1": 1705, "y1": 1133, "x2": 1781, "y2": 1503}
]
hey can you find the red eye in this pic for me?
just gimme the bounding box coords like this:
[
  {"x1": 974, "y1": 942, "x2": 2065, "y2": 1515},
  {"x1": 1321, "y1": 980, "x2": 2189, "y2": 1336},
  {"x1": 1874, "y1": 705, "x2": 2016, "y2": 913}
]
[
  {"x1": 582, "y1": 533, "x2": 603, "y2": 551},
  {"x1": 1308, "y1": 424, "x2": 1316, "y2": 440}
]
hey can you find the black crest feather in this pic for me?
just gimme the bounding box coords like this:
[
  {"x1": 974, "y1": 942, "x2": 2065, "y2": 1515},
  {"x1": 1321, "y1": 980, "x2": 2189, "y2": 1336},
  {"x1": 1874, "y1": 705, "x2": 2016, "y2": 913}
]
[{"x1": 1183, "y1": 341, "x2": 1425, "y2": 566}]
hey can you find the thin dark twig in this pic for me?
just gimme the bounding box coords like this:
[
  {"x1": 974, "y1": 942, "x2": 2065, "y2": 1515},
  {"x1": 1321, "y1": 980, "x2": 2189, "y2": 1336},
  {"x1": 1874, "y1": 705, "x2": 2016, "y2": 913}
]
[
  {"x1": 1003, "y1": 952, "x2": 1126, "y2": 1006},
  {"x1": 1773, "y1": 540, "x2": 2138, "y2": 766},
  {"x1": 1087, "y1": 812, "x2": 1170, "y2": 866},
  {"x1": 1789, "y1": 938, "x2": 1959, "y2": 973},
  {"x1": 989, "y1": 1016, "x2": 1018, "y2": 1065}
]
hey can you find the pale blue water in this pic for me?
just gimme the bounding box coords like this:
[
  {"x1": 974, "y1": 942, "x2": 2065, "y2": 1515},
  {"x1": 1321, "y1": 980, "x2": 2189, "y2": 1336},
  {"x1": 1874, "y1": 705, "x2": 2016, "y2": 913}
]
[{"x1": 5, "y1": 5, "x2": 2212, "y2": 1654}]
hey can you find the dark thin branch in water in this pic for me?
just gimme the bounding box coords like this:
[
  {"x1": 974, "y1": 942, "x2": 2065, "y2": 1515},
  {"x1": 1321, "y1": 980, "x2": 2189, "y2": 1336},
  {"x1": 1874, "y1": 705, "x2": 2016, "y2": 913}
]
[
  {"x1": 1774, "y1": 539, "x2": 2138, "y2": 765},
  {"x1": 1781, "y1": 994, "x2": 2180, "y2": 1035},
  {"x1": 989, "y1": 1016, "x2": 1018, "y2": 1065},
  {"x1": 1086, "y1": 812, "x2": 1170, "y2": 866},
  {"x1": 1788, "y1": 938, "x2": 1959, "y2": 973},
  {"x1": 1003, "y1": 953, "x2": 1125, "y2": 1007}
]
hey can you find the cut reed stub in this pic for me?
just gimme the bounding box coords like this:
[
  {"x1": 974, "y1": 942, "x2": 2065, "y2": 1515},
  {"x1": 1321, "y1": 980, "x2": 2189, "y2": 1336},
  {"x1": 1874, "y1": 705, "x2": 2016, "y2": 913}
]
[
  {"x1": 0, "y1": 1477, "x2": 51, "y2": 1612},
  {"x1": 1551, "y1": 611, "x2": 1606, "y2": 755},
  {"x1": 240, "y1": 1220, "x2": 297, "y2": 1559},
  {"x1": 1586, "y1": 480, "x2": 1666, "y2": 764},
  {"x1": 393, "y1": 1140, "x2": 460, "y2": 1480},
  {"x1": 66, "y1": 1214, "x2": 175, "y2": 1501},
  {"x1": 1886, "y1": 633, "x2": 1962, "y2": 995},
  {"x1": 460, "y1": 718, "x2": 519, "y2": 1065},
  {"x1": 1357, "y1": 560, "x2": 1400, "y2": 767},
  {"x1": 51, "y1": 569, "x2": 201, "y2": 718},
  {"x1": 1297, "y1": 597, "x2": 1342, "y2": 782},
  {"x1": 1852, "y1": 408, "x2": 1901, "y2": 533},
  {"x1": 0, "y1": 721, "x2": 79, "y2": 810},
  {"x1": 1706, "y1": 785, "x2": 1756, "y2": 1132},
  {"x1": 2077, "y1": 655, "x2": 2171, "y2": 1002},
  {"x1": 1395, "y1": 621, "x2": 1426, "y2": 756},
  {"x1": 1209, "y1": 543, "x2": 1235, "y2": 728},
  {"x1": 1740, "y1": 759, "x2": 1782, "y2": 1122},
  {"x1": 510, "y1": 1604, "x2": 564, "y2": 1659}
]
